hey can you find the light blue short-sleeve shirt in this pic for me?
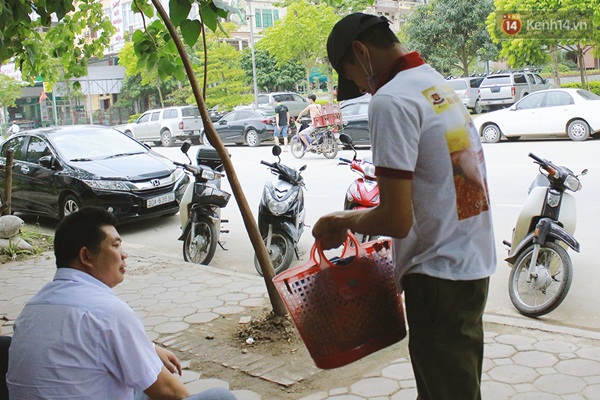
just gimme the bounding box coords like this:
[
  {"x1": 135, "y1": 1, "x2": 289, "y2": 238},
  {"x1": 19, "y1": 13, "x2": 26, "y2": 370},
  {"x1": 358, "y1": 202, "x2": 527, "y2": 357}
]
[{"x1": 7, "y1": 268, "x2": 163, "y2": 400}]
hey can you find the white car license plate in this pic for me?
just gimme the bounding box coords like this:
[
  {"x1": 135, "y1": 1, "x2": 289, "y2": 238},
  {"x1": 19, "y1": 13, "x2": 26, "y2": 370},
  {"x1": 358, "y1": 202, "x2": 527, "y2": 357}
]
[{"x1": 147, "y1": 192, "x2": 175, "y2": 208}]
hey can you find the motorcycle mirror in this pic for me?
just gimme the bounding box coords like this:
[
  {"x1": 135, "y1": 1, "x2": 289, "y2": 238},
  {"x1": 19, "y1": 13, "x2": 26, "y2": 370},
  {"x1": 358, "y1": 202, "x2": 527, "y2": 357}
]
[
  {"x1": 580, "y1": 169, "x2": 588, "y2": 176},
  {"x1": 272, "y1": 145, "x2": 282, "y2": 157},
  {"x1": 339, "y1": 134, "x2": 353, "y2": 145},
  {"x1": 180, "y1": 142, "x2": 191, "y2": 154},
  {"x1": 300, "y1": 165, "x2": 307, "y2": 171}
]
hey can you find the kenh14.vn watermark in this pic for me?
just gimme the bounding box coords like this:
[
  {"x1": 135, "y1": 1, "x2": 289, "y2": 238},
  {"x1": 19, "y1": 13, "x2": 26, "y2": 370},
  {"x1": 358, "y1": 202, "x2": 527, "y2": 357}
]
[{"x1": 494, "y1": 10, "x2": 594, "y2": 40}]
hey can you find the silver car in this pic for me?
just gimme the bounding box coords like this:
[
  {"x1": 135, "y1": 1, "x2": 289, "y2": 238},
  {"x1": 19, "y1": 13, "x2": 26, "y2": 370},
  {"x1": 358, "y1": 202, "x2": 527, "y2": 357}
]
[
  {"x1": 256, "y1": 92, "x2": 308, "y2": 117},
  {"x1": 447, "y1": 77, "x2": 485, "y2": 114}
]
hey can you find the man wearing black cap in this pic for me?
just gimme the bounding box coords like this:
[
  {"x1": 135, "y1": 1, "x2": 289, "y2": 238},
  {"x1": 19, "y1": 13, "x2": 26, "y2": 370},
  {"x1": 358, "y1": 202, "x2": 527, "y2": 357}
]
[{"x1": 313, "y1": 13, "x2": 496, "y2": 400}]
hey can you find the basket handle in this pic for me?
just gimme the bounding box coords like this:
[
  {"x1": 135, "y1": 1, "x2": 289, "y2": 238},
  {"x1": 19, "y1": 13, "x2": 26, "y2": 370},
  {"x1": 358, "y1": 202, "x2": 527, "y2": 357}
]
[{"x1": 313, "y1": 232, "x2": 365, "y2": 270}]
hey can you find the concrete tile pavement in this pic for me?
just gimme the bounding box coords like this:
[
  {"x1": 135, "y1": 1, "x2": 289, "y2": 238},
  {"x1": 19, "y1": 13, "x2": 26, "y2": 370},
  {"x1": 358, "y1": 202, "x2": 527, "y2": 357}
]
[{"x1": 2, "y1": 249, "x2": 600, "y2": 399}]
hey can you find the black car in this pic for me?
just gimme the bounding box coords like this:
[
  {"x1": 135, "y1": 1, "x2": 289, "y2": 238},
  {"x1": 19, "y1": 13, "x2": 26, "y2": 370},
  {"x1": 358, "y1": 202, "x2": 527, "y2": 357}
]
[
  {"x1": 340, "y1": 97, "x2": 370, "y2": 147},
  {"x1": 200, "y1": 109, "x2": 276, "y2": 147},
  {"x1": 0, "y1": 125, "x2": 189, "y2": 223}
]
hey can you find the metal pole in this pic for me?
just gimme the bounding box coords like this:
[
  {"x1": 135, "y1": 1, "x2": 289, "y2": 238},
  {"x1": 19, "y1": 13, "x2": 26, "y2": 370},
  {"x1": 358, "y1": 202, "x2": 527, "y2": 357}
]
[
  {"x1": 52, "y1": 90, "x2": 58, "y2": 126},
  {"x1": 87, "y1": 73, "x2": 94, "y2": 124},
  {"x1": 248, "y1": 0, "x2": 259, "y2": 108}
]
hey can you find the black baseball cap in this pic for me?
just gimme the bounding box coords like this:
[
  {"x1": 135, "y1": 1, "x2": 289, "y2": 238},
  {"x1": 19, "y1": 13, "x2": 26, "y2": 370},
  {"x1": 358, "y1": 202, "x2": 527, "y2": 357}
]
[{"x1": 327, "y1": 13, "x2": 389, "y2": 101}]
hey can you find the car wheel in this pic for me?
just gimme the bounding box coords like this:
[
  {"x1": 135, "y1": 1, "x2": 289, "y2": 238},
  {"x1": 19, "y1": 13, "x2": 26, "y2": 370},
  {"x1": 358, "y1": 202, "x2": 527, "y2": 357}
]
[
  {"x1": 473, "y1": 100, "x2": 483, "y2": 114},
  {"x1": 201, "y1": 132, "x2": 211, "y2": 146},
  {"x1": 153, "y1": 141, "x2": 163, "y2": 147},
  {"x1": 161, "y1": 130, "x2": 174, "y2": 147},
  {"x1": 191, "y1": 137, "x2": 201, "y2": 145},
  {"x1": 124, "y1": 130, "x2": 134, "y2": 137},
  {"x1": 567, "y1": 119, "x2": 590, "y2": 141},
  {"x1": 481, "y1": 123, "x2": 502, "y2": 143},
  {"x1": 60, "y1": 194, "x2": 80, "y2": 220},
  {"x1": 246, "y1": 129, "x2": 260, "y2": 147}
]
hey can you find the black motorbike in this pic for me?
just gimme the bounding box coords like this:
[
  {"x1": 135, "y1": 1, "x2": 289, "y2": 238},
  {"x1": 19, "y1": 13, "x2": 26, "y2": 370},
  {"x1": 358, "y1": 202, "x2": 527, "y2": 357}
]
[
  {"x1": 174, "y1": 142, "x2": 231, "y2": 266},
  {"x1": 254, "y1": 145, "x2": 307, "y2": 275}
]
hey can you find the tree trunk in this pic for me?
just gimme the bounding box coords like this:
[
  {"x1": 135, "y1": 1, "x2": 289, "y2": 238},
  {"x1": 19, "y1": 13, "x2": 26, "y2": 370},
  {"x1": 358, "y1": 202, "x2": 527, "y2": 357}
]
[
  {"x1": 577, "y1": 44, "x2": 588, "y2": 90},
  {"x1": 550, "y1": 44, "x2": 561, "y2": 88},
  {"x1": 151, "y1": 0, "x2": 287, "y2": 317}
]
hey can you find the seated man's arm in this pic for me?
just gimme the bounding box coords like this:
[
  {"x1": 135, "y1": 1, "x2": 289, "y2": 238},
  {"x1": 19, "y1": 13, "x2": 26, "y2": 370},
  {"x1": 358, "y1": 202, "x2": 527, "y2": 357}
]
[{"x1": 143, "y1": 367, "x2": 190, "y2": 400}]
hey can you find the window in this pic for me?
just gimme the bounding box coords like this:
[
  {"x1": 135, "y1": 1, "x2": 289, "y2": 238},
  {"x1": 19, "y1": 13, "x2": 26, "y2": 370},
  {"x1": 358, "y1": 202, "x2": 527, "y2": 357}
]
[
  {"x1": 237, "y1": 111, "x2": 253, "y2": 120},
  {"x1": 182, "y1": 107, "x2": 201, "y2": 117},
  {"x1": 26, "y1": 137, "x2": 51, "y2": 164},
  {"x1": 138, "y1": 113, "x2": 150, "y2": 123},
  {"x1": 545, "y1": 92, "x2": 573, "y2": 107},
  {"x1": 257, "y1": 95, "x2": 269, "y2": 105},
  {"x1": 255, "y1": 10, "x2": 261, "y2": 28},
  {"x1": 514, "y1": 74, "x2": 527, "y2": 84},
  {"x1": 262, "y1": 9, "x2": 273, "y2": 27},
  {"x1": 163, "y1": 109, "x2": 176, "y2": 119},
  {"x1": 151, "y1": 112, "x2": 160, "y2": 121},
  {"x1": 577, "y1": 89, "x2": 600, "y2": 101},
  {"x1": 1, "y1": 137, "x2": 26, "y2": 161},
  {"x1": 470, "y1": 78, "x2": 484, "y2": 88},
  {"x1": 516, "y1": 93, "x2": 544, "y2": 110},
  {"x1": 273, "y1": 10, "x2": 279, "y2": 21}
]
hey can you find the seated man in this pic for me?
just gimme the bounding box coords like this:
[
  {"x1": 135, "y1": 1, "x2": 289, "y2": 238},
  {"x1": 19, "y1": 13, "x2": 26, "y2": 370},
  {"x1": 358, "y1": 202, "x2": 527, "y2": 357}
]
[
  {"x1": 296, "y1": 94, "x2": 322, "y2": 149},
  {"x1": 7, "y1": 207, "x2": 236, "y2": 400}
]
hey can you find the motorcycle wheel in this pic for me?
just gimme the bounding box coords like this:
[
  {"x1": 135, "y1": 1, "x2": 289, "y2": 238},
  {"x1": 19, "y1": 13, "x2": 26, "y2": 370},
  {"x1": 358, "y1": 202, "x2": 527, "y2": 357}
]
[
  {"x1": 290, "y1": 137, "x2": 305, "y2": 159},
  {"x1": 254, "y1": 230, "x2": 294, "y2": 276},
  {"x1": 182, "y1": 215, "x2": 218, "y2": 266},
  {"x1": 322, "y1": 136, "x2": 339, "y2": 159},
  {"x1": 508, "y1": 242, "x2": 573, "y2": 317}
]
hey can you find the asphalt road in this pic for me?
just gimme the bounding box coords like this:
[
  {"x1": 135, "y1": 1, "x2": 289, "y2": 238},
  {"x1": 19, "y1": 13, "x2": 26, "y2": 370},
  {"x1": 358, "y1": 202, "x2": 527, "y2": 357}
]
[{"x1": 27, "y1": 137, "x2": 600, "y2": 333}]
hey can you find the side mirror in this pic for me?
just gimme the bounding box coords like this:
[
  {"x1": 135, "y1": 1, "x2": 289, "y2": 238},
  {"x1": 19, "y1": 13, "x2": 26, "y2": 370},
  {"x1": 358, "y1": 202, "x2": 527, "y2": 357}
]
[
  {"x1": 272, "y1": 145, "x2": 282, "y2": 156},
  {"x1": 219, "y1": 119, "x2": 227, "y2": 125},
  {"x1": 180, "y1": 142, "x2": 191, "y2": 154},
  {"x1": 339, "y1": 133, "x2": 353, "y2": 145},
  {"x1": 39, "y1": 155, "x2": 59, "y2": 169}
]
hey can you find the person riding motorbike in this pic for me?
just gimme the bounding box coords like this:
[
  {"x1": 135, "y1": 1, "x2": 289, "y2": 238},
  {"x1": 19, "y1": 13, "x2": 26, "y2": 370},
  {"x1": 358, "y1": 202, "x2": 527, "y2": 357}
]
[{"x1": 296, "y1": 94, "x2": 322, "y2": 150}]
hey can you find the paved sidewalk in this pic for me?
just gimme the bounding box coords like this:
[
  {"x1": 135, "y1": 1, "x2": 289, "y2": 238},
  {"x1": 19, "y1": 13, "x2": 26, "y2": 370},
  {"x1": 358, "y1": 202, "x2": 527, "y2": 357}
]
[{"x1": 2, "y1": 249, "x2": 600, "y2": 399}]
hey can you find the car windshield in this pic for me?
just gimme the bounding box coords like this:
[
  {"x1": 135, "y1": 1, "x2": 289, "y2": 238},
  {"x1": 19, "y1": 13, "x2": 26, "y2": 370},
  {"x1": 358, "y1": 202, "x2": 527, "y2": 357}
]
[
  {"x1": 576, "y1": 89, "x2": 600, "y2": 101},
  {"x1": 447, "y1": 80, "x2": 467, "y2": 90},
  {"x1": 51, "y1": 128, "x2": 147, "y2": 161}
]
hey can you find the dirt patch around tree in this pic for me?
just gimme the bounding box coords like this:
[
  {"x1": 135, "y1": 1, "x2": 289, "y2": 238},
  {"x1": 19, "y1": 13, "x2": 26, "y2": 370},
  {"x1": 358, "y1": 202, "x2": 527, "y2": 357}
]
[{"x1": 166, "y1": 306, "x2": 411, "y2": 399}]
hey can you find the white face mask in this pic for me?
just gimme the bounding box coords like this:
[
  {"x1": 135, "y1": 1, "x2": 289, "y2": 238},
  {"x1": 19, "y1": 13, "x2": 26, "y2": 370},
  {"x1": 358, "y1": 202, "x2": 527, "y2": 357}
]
[{"x1": 354, "y1": 49, "x2": 379, "y2": 93}]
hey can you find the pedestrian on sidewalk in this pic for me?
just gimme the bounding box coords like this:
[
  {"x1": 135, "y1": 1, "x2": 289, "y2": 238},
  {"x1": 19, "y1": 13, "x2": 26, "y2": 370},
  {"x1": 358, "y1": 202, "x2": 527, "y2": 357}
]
[
  {"x1": 6, "y1": 207, "x2": 236, "y2": 400},
  {"x1": 313, "y1": 13, "x2": 496, "y2": 400},
  {"x1": 274, "y1": 97, "x2": 290, "y2": 151}
]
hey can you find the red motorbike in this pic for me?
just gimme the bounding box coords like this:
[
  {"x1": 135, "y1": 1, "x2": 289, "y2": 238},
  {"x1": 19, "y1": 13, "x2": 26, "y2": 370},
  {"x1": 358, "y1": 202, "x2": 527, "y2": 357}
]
[{"x1": 338, "y1": 134, "x2": 379, "y2": 242}]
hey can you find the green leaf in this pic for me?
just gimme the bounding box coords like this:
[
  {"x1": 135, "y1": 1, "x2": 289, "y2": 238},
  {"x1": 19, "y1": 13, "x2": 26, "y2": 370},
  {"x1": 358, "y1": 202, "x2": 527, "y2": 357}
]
[
  {"x1": 181, "y1": 19, "x2": 202, "y2": 47},
  {"x1": 199, "y1": 3, "x2": 219, "y2": 32},
  {"x1": 170, "y1": 0, "x2": 191, "y2": 27}
]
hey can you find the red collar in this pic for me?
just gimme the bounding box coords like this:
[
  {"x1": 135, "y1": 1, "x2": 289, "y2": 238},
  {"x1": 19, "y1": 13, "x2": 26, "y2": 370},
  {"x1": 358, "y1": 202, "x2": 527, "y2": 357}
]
[{"x1": 376, "y1": 51, "x2": 425, "y2": 92}]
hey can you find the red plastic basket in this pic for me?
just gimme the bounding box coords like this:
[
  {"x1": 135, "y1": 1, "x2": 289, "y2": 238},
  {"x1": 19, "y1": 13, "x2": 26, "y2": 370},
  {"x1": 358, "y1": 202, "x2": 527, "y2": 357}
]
[{"x1": 273, "y1": 235, "x2": 406, "y2": 369}]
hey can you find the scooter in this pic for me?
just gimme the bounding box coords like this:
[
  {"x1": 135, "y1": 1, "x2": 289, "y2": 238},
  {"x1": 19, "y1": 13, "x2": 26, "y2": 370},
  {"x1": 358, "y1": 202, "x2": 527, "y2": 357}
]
[
  {"x1": 338, "y1": 134, "x2": 379, "y2": 243},
  {"x1": 175, "y1": 142, "x2": 231, "y2": 266},
  {"x1": 504, "y1": 153, "x2": 587, "y2": 317},
  {"x1": 290, "y1": 117, "x2": 339, "y2": 159},
  {"x1": 255, "y1": 145, "x2": 307, "y2": 275}
]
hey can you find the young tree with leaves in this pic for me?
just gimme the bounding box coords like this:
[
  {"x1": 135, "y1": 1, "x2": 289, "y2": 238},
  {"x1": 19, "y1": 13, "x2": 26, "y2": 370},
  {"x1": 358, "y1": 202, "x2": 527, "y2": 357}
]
[
  {"x1": 257, "y1": 0, "x2": 340, "y2": 94},
  {"x1": 404, "y1": 0, "x2": 497, "y2": 76}
]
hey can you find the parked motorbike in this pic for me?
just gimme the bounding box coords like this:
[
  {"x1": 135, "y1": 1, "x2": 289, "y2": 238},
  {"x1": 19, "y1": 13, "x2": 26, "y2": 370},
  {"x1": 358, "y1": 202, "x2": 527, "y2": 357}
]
[
  {"x1": 175, "y1": 142, "x2": 231, "y2": 266},
  {"x1": 338, "y1": 134, "x2": 379, "y2": 243},
  {"x1": 255, "y1": 145, "x2": 307, "y2": 275},
  {"x1": 290, "y1": 117, "x2": 339, "y2": 159},
  {"x1": 504, "y1": 153, "x2": 586, "y2": 317}
]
